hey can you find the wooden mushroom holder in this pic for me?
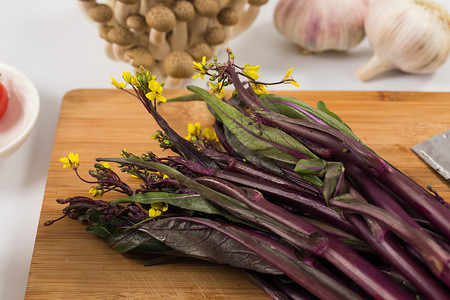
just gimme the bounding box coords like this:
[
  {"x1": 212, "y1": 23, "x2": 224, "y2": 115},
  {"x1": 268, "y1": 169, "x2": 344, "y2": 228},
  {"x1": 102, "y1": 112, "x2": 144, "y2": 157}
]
[{"x1": 77, "y1": 0, "x2": 267, "y2": 87}]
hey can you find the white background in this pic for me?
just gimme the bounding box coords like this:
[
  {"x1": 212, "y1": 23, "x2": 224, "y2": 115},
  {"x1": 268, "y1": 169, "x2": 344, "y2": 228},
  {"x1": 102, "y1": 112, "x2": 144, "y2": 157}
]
[{"x1": 1, "y1": 0, "x2": 450, "y2": 299}]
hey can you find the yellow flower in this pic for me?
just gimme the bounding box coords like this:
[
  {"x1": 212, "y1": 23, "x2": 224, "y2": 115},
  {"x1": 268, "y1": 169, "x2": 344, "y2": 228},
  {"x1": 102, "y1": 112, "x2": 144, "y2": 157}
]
[
  {"x1": 186, "y1": 122, "x2": 202, "y2": 139},
  {"x1": 243, "y1": 64, "x2": 260, "y2": 80},
  {"x1": 282, "y1": 68, "x2": 294, "y2": 81},
  {"x1": 89, "y1": 186, "x2": 102, "y2": 198},
  {"x1": 139, "y1": 66, "x2": 150, "y2": 77},
  {"x1": 155, "y1": 171, "x2": 169, "y2": 179},
  {"x1": 193, "y1": 56, "x2": 207, "y2": 81},
  {"x1": 146, "y1": 80, "x2": 166, "y2": 102},
  {"x1": 148, "y1": 202, "x2": 169, "y2": 217},
  {"x1": 208, "y1": 82, "x2": 225, "y2": 99},
  {"x1": 60, "y1": 153, "x2": 79, "y2": 169},
  {"x1": 282, "y1": 67, "x2": 300, "y2": 87},
  {"x1": 110, "y1": 77, "x2": 126, "y2": 89},
  {"x1": 130, "y1": 76, "x2": 140, "y2": 87},
  {"x1": 251, "y1": 83, "x2": 269, "y2": 95},
  {"x1": 122, "y1": 72, "x2": 132, "y2": 83},
  {"x1": 204, "y1": 127, "x2": 219, "y2": 142}
]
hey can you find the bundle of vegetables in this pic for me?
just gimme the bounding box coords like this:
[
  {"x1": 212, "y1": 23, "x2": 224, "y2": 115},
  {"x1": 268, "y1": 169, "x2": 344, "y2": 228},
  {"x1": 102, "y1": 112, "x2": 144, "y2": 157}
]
[{"x1": 47, "y1": 49, "x2": 450, "y2": 299}]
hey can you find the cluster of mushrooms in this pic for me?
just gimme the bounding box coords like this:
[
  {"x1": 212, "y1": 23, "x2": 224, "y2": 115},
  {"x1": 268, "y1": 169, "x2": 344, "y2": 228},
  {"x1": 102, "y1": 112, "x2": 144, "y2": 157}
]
[{"x1": 78, "y1": 0, "x2": 268, "y2": 87}]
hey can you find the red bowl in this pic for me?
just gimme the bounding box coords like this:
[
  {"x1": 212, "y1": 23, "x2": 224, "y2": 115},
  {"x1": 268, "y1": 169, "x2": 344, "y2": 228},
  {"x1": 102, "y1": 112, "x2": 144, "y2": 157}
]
[{"x1": 0, "y1": 81, "x2": 8, "y2": 119}]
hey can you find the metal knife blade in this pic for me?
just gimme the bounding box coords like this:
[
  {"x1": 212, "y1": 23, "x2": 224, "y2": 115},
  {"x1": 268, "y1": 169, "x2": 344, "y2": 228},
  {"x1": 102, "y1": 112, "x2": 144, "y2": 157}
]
[{"x1": 412, "y1": 129, "x2": 450, "y2": 181}]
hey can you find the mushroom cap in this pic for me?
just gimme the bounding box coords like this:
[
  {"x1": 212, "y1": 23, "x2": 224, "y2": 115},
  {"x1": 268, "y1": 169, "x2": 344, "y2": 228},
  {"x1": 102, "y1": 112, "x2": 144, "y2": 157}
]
[
  {"x1": 124, "y1": 46, "x2": 154, "y2": 69},
  {"x1": 88, "y1": 4, "x2": 113, "y2": 23},
  {"x1": 248, "y1": 0, "x2": 268, "y2": 6},
  {"x1": 193, "y1": 0, "x2": 220, "y2": 17},
  {"x1": 99, "y1": 24, "x2": 114, "y2": 40},
  {"x1": 126, "y1": 14, "x2": 147, "y2": 31},
  {"x1": 162, "y1": 51, "x2": 195, "y2": 78},
  {"x1": 172, "y1": 1, "x2": 196, "y2": 22},
  {"x1": 117, "y1": 0, "x2": 139, "y2": 4},
  {"x1": 218, "y1": 7, "x2": 239, "y2": 26},
  {"x1": 204, "y1": 26, "x2": 227, "y2": 45},
  {"x1": 146, "y1": 6, "x2": 177, "y2": 32},
  {"x1": 187, "y1": 42, "x2": 213, "y2": 61},
  {"x1": 106, "y1": 26, "x2": 134, "y2": 45}
]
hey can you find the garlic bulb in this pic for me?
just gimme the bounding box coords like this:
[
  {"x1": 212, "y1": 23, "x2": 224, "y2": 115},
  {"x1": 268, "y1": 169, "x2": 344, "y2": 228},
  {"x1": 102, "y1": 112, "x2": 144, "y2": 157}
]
[
  {"x1": 273, "y1": 0, "x2": 369, "y2": 53},
  {"x1": 356, "y1": 0, "x2": 450, "y2": 81}
]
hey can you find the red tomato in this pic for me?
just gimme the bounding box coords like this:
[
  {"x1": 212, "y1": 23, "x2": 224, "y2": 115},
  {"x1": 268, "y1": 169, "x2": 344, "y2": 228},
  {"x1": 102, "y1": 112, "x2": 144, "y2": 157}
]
[{"x1": 0, "y1": 81, "x2": 8, "y2": 119}]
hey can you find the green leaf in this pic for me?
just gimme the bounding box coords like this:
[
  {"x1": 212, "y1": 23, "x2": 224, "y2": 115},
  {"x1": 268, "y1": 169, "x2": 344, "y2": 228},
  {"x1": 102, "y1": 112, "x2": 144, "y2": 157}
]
[
  {"x1": 105, "y1": 227, "x2": 173, "y2": 254},
  {"x1": 161, "y1": 93, "x2": 201, "y2": 103},
  {"x1": 322, "y1": 162, "x2": 346, "y2": 201},
  {"x1": 112, "y1": 192, "x2": 230, "y2": 217},
  {"x1": 317, "y1": 101, "x2": 344, "y2": 124},
  {"x1": 294, "y1": 159, "x2": 327, "y2": 176},
  {"x1": 223, "y1": 125, "x2": 292, "y2": 177},
  {"x1": 140, "y1": 217, "x2": 282, "y2": 274},
  {"x1": 259, "y1": 94, "x2": 359, "y2": 141},
  {"x1": 187, "y1": 85, "x2": 317, "y2": 164},
  {"x1": 86, "y1": 224, "x2": 115, "y2": 240}
]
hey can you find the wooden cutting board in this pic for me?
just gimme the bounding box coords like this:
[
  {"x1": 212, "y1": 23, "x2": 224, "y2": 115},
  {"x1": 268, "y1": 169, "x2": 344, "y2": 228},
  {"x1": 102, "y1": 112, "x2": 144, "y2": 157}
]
[{"x1": 26, "y1": 89, "x2": 450, "y2": 299}]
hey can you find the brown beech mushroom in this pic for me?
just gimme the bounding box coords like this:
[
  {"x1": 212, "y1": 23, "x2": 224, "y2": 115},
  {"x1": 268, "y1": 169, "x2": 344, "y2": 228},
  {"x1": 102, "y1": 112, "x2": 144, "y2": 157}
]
[
  {"x1": 126, "y1": 14, "x2": 147, "y2": 31},
  {"x1": 126, "y1": 14, "x2": 148, "y2": 47},
  {"x1": 204, "y1": 25, "x2": 227, "y2": 46},
  {"x1": 106, "y1": 26, "x2": 134, "y2": 61},
  {"x1": 99, "y1": 24, "x2": 117, "y2": 60},
  {"x1": 162, "y1": 51, "x2": 195, "y2": 87},
  {"x1": 189, "y1": 0, "x2": 220, "y2": 45},
  {"x1": 187, "y1": 41, "x2": 213, "y2": 61},
  {"x1": 217, "y1": 6, "x2": 239, "y2": 43},
  {"x1": 169, "y1": 0, "x2": 196, "y2": 51},
  {"x1": 233, "y1": 0, "x2": 267, "y2": 37},
  {"x1": 114, "y1": 0, "x2": 140, "y2": 27},
  {"x1": 218, "y1": 7, "x2": 239, "y2": 26},
  {"x1": 146, "y1": 6, "x2": 176, "y2": 60},
  {"x1": 124, "y1": 46, "x2": 155, "y2": 69},
  {"x1": 88, "y1": 4, "x2": 114, "y2": 23}
]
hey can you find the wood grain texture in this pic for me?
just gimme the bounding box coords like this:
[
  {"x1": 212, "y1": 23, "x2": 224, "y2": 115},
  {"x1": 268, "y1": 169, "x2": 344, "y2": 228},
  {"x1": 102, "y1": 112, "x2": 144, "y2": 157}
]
[{"x1": 26, "y1": 89, "x2": 450, "y2": 299}]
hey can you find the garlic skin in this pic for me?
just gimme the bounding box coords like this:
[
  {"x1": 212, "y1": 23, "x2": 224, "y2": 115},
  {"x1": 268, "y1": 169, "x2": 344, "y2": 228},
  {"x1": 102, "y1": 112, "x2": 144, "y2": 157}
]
[
  {"x1": 357, "y1": 0, "x2": 450, "y2": 81},
  {"x1": 273, "y1": 0, "x2": 369, "y2": 53}
]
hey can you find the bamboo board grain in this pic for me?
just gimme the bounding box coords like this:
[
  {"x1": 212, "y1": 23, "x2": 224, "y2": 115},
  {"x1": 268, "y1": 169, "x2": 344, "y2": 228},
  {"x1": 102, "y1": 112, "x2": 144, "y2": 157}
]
[{"x1": 26, "y1": 89, "x2": 450, "y2": 299}]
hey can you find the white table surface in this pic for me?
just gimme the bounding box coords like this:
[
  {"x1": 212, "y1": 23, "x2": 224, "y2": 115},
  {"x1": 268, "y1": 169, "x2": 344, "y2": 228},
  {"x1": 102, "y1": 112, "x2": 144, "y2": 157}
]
[{"x1": 1, "y1": 1, "x2": 450, "y2": 299}]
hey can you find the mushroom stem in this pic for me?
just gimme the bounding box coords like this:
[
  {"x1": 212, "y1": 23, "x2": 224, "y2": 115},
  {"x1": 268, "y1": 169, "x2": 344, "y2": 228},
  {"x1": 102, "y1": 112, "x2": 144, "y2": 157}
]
[
  {"x1": 227, "y1": 0, "x2": 247, "y2": 11},
  {"x1": 170, "y1": 1, "x2": 195, "y2": 52},
  {"x1": 170, "y1": 22, "x2": 189, "y2": 51},
  {"x1": 107, "y1": 0, "x2": 117, "y2": 9},
  {"x1": 232, "y1": 1, "x2": 263, "y2": 37},
  {"x1": 188, "y1": 16, "x2": 209, "y2": 45},
  {"x1": 114, "y1": 1, "x2": 140, "y2": 27},
  {"x1": 145, "y1": 6, "x2": 176, "y2": 61},
  {"x1": 356, "y1": 54, "x2": 395, "y2": 82},
  {"x1": 139, "y1": 0, "x2": 152, "y2": 15},
  {"x1": 149, "y1": 30, "x2": 171, "y2": 61}
]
